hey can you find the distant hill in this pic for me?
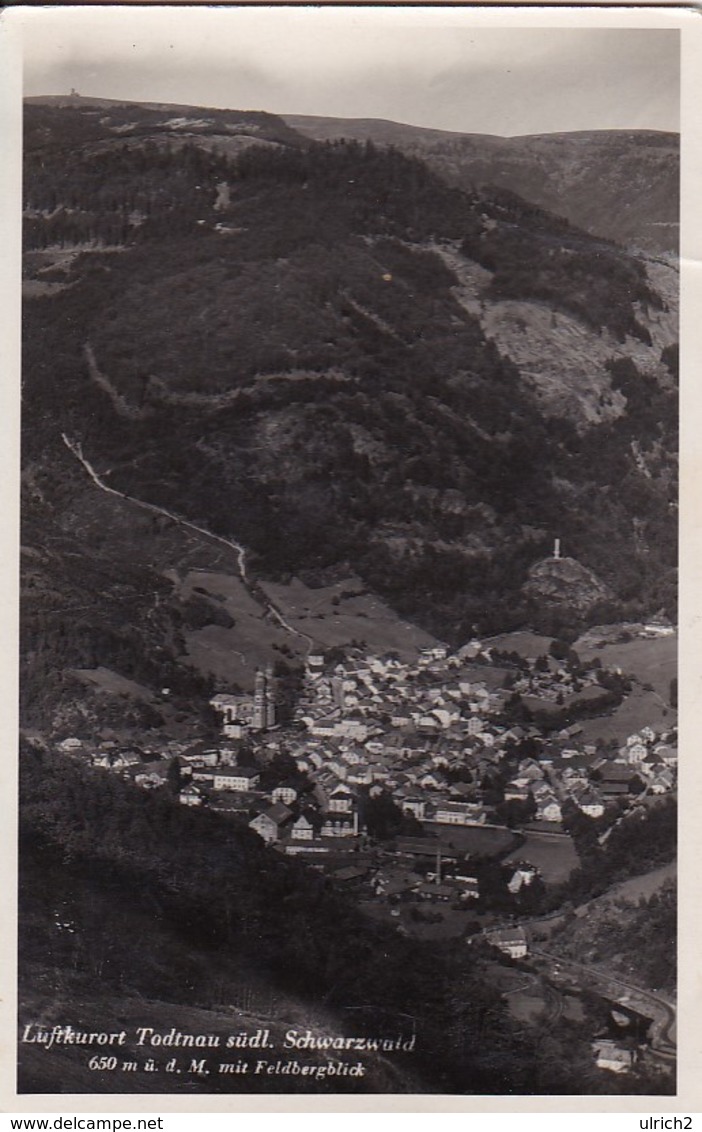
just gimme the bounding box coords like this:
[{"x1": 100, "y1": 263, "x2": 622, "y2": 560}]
[
  {"x1": 282, "y1": 114, "x2": 497, "y2": 147},
  {"x1": 25, "y1": 94, "x2": 304, "y2": 159},
  {"x1": 283, "y1": 116, "x2": 679, "y2": 253}
]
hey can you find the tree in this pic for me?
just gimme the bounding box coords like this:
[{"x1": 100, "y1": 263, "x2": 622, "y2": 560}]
[
  {"x1": 258, "y1": 751, "x2": 309, "y2": 793},
  {"x1": 549, "y1": 639, "x2": 580, "y2": 667},
  {"x1": 494, "y1": 794, "x2": 536, "y2": 829},
  {"x1": 561, "y1": 798, "x2": 600, "y2": 852},
  {"x1": 362, "y1": 791, "x2": 418, "y2": 840},
  {"x1": 501, "y1": 692, "x2": 532, "y2": 725},
  {"x1": 166, "y1": 756, "x2": 183, "y2": 795}
]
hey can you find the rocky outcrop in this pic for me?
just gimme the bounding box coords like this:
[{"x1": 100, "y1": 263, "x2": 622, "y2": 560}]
[{"x1": 523, "y1": 555, "x2": 613, "y2": 614}]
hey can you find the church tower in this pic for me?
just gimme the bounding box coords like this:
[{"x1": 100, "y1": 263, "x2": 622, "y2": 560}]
[
  {"x1": 265, "y1": 663, "x2": 276, "y2": 729},
  {"x1": 252, "y1": 666, "x2": 276, "y2": 730},
  {"x1": 252, "y1": 669, "x2": 267, "y2": 731}
]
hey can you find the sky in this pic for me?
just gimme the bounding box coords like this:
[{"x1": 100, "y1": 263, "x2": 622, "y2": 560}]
[{"x1": 18, "y1": 7, "x2": 680, "y2": 137}]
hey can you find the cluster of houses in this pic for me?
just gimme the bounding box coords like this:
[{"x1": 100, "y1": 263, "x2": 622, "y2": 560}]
[
  {"x1": 71, "y1": 642, "x2": 672, "y2": 910},
  {"x1": 273, "y1": 645, "x2": 676, "y2": 837},
  {"x1": 57, "y1": 639, "x2": 676, "y2": 865},
  {"x1": 506, "y1": 657, "x2": 603, "y2": 704},
  {"x1": 50, "y1": 630, "x2": 675, "y2": 1083}
]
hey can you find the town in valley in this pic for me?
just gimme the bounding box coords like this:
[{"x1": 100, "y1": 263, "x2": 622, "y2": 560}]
[
  {"x1": 18, "y1": 31, "x2": 680, "y2": 1093},
  {"x1": 47, "y1": 604, "x2": 677, "y2": 1081}
]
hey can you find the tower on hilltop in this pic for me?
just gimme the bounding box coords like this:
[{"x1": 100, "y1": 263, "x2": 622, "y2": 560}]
[{"x1": 553, "y1": 538, "x2": 561, "y2": 560}]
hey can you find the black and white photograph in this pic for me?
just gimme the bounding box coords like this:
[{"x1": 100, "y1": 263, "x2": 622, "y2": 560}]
[{"x1": 7, "y1": 3, "x2": 690, "y2": 1103}]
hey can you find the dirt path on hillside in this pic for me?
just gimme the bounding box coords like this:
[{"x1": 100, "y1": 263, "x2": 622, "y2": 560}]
[{"x1": 62, "y1": 432, "x2": 314, "y2": 654}]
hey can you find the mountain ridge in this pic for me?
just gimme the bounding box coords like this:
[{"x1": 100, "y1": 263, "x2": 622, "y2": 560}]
[
  {"x1": 283, "y1": 113, "x2": 677, "y2": 145},
  {"x1": 283, "y1": 113, "x2": 679, "y2": 253}
]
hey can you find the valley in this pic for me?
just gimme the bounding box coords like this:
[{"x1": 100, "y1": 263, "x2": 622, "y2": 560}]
[{"x1": 18, "y1": 94, "x2": 678, "y2": 1098}]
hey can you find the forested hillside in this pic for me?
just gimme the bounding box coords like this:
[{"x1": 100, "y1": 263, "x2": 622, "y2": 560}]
[
  {"x1": 22, "y1": 101, "x2": 677, "y2": 720},
  {"x1": 18, "y1": 100, "x2": 679, "y2": 1098},
  {"x1": 283, "y1": 116, "x2": 679, "y2": 253},
  {"x1": 20, "y1": 743, "x2": 673, "y2": 1095}
]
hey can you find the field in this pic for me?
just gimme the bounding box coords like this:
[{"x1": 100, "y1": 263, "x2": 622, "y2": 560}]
[
  {"x1": 41, "y1": 473, "x2": 440, "y2": 697},
  {"x1": 483, "y1": 627, "x2": 677, "y2": 744},
  {"x1": 566, "y1": 630, "x2": 677, "y2": 744},
  {"x1": 260, "y1": 576, "x2": 440, "y2": 659},
  {"x1": 182, "y1": 570, "x2": 296, "y2": 689},
  {"x1": 575, "y1": 684, "x2": 676, "y2": 745},
  {"x1": 503, "y1": 831, "x2": 579, "y2": 885},
  {"x1": 181, "y1": 570, "x2": 440, "y2": 689},
  {"x1": 460, "y1": 663, "x2": 510, "y2": 691},
  {"x1": 482, "y1": 631, "x2": 554, "y2": 659},
  {"x1": 70, "y1": 666, "x2": 157, "y2": 702},
  {"x1": 421, "y1": 823, "x2": 520, "y2": 859},
  {"x1": 575, "y1": 630, "x2": 677, "y2": 699}
]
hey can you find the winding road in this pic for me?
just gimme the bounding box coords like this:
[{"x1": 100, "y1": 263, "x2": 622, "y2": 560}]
[
  {"x1": 61, "y1": 432, "x2": 315, "y2": 654},
  {"x1": 529, "y1": 946, "x2": 676, "y2": 1060}
]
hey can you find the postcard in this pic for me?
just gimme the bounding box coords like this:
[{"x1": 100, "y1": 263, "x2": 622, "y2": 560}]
[{"x1": 2, "y1": 2, "x2": 700, "y2": 1114}]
